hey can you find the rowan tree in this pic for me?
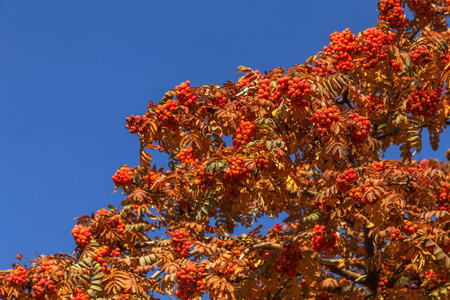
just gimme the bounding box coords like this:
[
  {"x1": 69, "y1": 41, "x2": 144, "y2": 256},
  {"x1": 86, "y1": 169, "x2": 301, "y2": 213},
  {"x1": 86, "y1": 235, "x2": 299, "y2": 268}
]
[{"x1": 3, "y1": 0, "x2": 450, "y2": 299}]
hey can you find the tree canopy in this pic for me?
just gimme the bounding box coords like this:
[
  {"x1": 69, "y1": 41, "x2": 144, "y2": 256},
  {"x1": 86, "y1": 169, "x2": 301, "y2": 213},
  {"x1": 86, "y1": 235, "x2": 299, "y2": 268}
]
[{"x1": 3, "y1": 0, "x2": 450, "y2": 299}]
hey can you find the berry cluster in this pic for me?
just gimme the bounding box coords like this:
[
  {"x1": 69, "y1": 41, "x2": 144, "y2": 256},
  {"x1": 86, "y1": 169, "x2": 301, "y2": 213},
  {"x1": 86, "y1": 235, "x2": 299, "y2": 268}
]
[
  {"x1": 177, "y1": 147, "x2": 198, "y2": 165},
  {"x1": 272, "y1": 76, "x2": 291, "y2": 104},
  {"x1": 378, "y1": 277, "x2": 388, "y2": 296},
  {"x1": 373, "y1": 161, "x2": 388, "y2": 172},
  {"x1": 175, "y1": 265, "x2": 206, "y2": 300},
  {"x1": 72, "y1": 289, "x2": 89, "y2": 300},
  {"x1": 348, "y1": 113, "x2": 371, "y2": 143},
  {"x1": 93, "y1": 246, "x2": 111, "y2": 273},
  {"x1": 275, "y1": 244, "x2": 302, "y2": 277},
  {"x1": 336, "y1": 169, "x2": 357, "y2": 193},
  {"x1": 215, "y1": 262, "x2": 236, "y2": 278},
  {"x1": 112, "y1": 166, "x2": 133, "y2": 186},
  {"x1": 389, "y1": 59, "x2": 402, "y2": 72},
  {"x1": 176, "y1": 81, "x2": 197, "y2": 108},
  {"x1": 32, "y1": 277, "x2": 57, "y2": 300},
  {"x1": 125, "y1": 115, "x2": 149, "y2": 134},
  {"x1": 96, "y1": 208, "x2": 109, "y2": 216},
  {"x1": 311, "y1": 225, "x2": 338, "y2": 252},
  {"x1": 367, "y1": 93, "x2": 385, "y2": 114},
  {"x1": 206, "y1": 93, "x2": 228, "y2": 108},
  {"x1": 255, "y1": 153, "x2": 270, "y2": 171},
  {"x1": 194, "y1": 167, "x2": 215, "y2": 191},
  {"x1": 310, "y1": 106, "x2": 341, "y2": 136},
  {"x1": 443, "y1": 53, "x2": 450, "y2": 71},
  {"x1": 323, "y1": 28, "x2": 359, "y2": 73},
  {"x1": 41, "y1": 261, "x2": 55, "y2": 273},
  {"x1": 358, "y1": 28, "x2": 394, "y2": 69},
  {"x1": 110, "y1": 215, "x2": 125, "y2": 234},
  {"x1": 145, "y1": 171, "x2": 163, "y2": 187},
  {"x1": 286, "y1": 78, "x2": 314, "y2": 109},
  {"x1": 424, "y1": 270, "x2": 447, "y2": 284},
  {"x1": 233, "y1": 120, "x2": 256, "y2": 147},
  {"x1": 170, "y1": 229, "x2": 190, "y2": 257},
  {"x1": 406, "y1": 86, "x2": 443, "y2": 117},
  {"x1": 407, "y1": 0, "x2": 433, "y2": 16},
  {"x1": 349, "y1": 185, "x2": 366, "y2": 204},
  {"x1": 224, "y1": 155, "x2": 249, "y2": 184},
  {"x1": 411, "y1": 45, "x2": 432, "y2": 66},
  {"x1": 379, "y1": 0, "x2": 406, "y2": 30},
  {"x1": 436, "y1": 182, "x2": 450, "y2": 212},
  {"x1": 155, "y1": 100, "x2": 179, "y2": 128},
  {"x1": 268, "y1": 223, "x2": 284, "y2": 236},
  {"x1": 71, "y1": 225, "x2": 92, "y2": 247},
  {"x1": 257, "y1": 78, "x2": 271, "y2": 103},
  {"x1": 311, "y1": 60, "x2": 337, "y2": 77},
  {"x1": 390, "y1": 228, "x2": 404, "y2": 242},
  {"x1": 404, "y1": 220, "x2": 419, "y2": 235},
  {"x1": 7, "y1": 265, "x2": 27, "y2": 285}
]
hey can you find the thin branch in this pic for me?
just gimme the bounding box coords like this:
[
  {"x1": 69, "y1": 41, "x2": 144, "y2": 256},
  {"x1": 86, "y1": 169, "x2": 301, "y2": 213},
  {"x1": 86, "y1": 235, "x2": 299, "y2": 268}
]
[
  {"x1": 239, "y1": 242, "x2": 282, "y2": 260},
  {"x1": 321, "y1": 260, "x2": 365, "y2": 283}
]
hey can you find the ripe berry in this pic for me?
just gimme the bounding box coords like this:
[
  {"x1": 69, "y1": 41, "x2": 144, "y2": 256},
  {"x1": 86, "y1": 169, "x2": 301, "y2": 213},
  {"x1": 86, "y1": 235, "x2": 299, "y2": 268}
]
[
  {"x1": 310, "y1": 106, "x2": 341, "y2": 137},
  {"x1": 176, "y1": 81, "x2": 198, "y2": 108},
  {"x1": 71, "y1": 225, "x2": 92, "y2": 247},
  {"x1": 379, "y1": 0, "x2": 406, "y2": 30},
  {"x1": 406, "y1": 86, "x2": 443, "y2": 117},
  {"x1": 224, "y1": 154, "x2": 249, "y2": 184},
  {"x1": 112, "y1": 165, "x2": 133, "y2": 186},
  {"x1": 358, "y1": 28, "x2": 394, "y2": 69},
  {"x1": 125, "y1": 114, "x2": 149, "y2": 134},
  {"x1": 411, "y1": 45, "x2": 431, "y2": 66},
  {"x1": 175, "y1": 265, "x2": 206, "y2": 300},
  {"x1": 7, "y1": 265, "x2": 27, "y2": 285},
  {"x1": 275, "y1": 244, "x2": 302, "y2": 277},
  {"x1": 170, "y1": 229, "x2": 190, "y2": 257},
  {"x1": 155, "y1": 99, "x2": 179, "y2": 128},
  {"x1": 336, "y1": 169, "x2": 357, "y2": 193},
  {"x1": 323, "y1": 28, "x2": 359, "y2": 73},
  {"x1": 311, "y1": 225, "x2": 338, "y2": 252},
  {"x1": 233, "y1": 120, "x2": 256, "y2": 148},
  {"x1": 348, "y1": 113, "x2": 370, "y2": 144}
]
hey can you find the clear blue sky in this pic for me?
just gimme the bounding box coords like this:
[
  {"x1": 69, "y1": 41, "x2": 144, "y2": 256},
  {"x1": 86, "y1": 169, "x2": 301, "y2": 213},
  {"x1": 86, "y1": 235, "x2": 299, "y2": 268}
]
[{"x1": 0, "y1": 0, "x2": 448, "y2": 297}]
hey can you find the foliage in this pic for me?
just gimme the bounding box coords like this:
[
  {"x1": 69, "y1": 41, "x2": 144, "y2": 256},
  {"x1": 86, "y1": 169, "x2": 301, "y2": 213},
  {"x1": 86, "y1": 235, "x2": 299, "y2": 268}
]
[{"x1": 3, "y1": 1, "x2": 450, "y2": 299}]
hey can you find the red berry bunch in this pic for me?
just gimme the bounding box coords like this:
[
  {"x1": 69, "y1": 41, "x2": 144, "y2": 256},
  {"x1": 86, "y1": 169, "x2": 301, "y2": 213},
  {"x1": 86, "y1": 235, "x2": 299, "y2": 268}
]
[
  {"x1": 72, "y1": 289, "x2": 89, "y2": 300},
  {"x1": 379, "y1": 0, "x2": 406, "y2": 30},
  {"x1": 145, "y1": 171, "x2": 164, "y2": 187},
  {"x1": 267, "y1": 223, "x2": 284, "y2": 236},
  {"x1": 176, "y1": 81, "x2": 197, "y2": 108},
  {"x1": 436, "y1": 182, "x2": 450, "y2": 212},
  {"x1": 170, "y1": 229, "x2": 190, "y2": 257},
  {"x1": 411, "y1": 45, "x2": 431, "y2": 66},
  {"x1": 111, "y1": 247, "x2": 121, "y2": 257},
  {"x1": 389, "y1": 59, "x2": 402, "y2": 72},
  {"x1": 208, "y1": 94, "x2": 228, "y2": 107},
  {"x1": 41, "y1": 261, "x2": 55, "y2": 273},
  {"x1": 336, "y1": 169, "x2": 357, "y2": 193},
  {"x1": 404, "y1": 220, "x2": 419, "y2": 235},
  {"x1": 194, "y1": 167, "x2": 215, "y2": 191},
  {"x1": 323, "y1": 28, "x2": 359, "y2": 73},
  {"x1": 407, "y1": 0, "x2": 433, "y2": 16},
  {"x1": 224, "y1": 155, "x2": 249, "y2": 184},
  {"x1": 287, "y1": 78, "x2": 314, "y2": 109},
  {"x1": 348, "y1": 113, "x2": 371, "y2": 144},
  {"x1": 367, "y1": 93, "x2": 385, "y2": 114},
  {"x1": 110, "y1": 215, "x2": 125, "y2": 234},
  {"x1": 255, "y1": 153, "x2": 270, "y2": 171},
  {"x1": 311, "y1": 60, "x2": 337, "y2": 77},
  {"x1": 390, "y1": 228, "x2": 404, "y2": 242},
  {"x1": 349, "y1": 186, "x2": 366, "y2": 204},
  {"x1": 125, "y1": 115, "x2": 149, "y2": 134},
  {"x1": 275, "y1": 244, "x2": 302, "y2": 277},
  {"x1": 311, "y1": 225, "x2": 338, "y2": 252},
  {"x1": 233, "y1": 120, "x2": 257, "y2": 147},
  {"x1": 378, "y1": 277, "x2": 388, "y2": 296},
  {"x1": 215, "y1": 262, "x2": 236, "y2": 278},
  {"x1": 175, "y1": 265, "x2": 206, "y2": 300},
  {"x1": 96, "y1": 208, "x2": 109, "y2": 216},
  {"x1": 373, "y1": 161, "x2": 388, "y2": 172},
  {"x1": 155, "y1": 100, "x2": 179, "y2": 128},
  {"x1": 406, "y1": 86, "x2": 443, "y2": 117},
  {"x1": 177, "y1": 147, "x2": 198, "y2": 165},
  {"x1": 93, "y1": 246, "x2": 110, "y2": 272},
  {"x1": 443, "y1": 53, "x2": 450, "y2": 71},
  {"x1": 7, "y1": 265, "x2": 27, "y2": 285},
  {"x1": 112, "y1": 165, "x2": 133, "y2": 186},
  {"x1": 310, "y1": 106, "x2": 341, "y2": 136},
  {"x1": 272, "y1": 76, "x2": 291, "y2": 104},
  {"x1": 71, "y1": 225, "x2": 92, "y2": 247},
  {"x1": 257, "y1": 78, "x2": 271, "y2": 103},
  {"x1": 358, "y1": 28, "x2": 394, "y2": 69},
  {"x1": 32, "y1": 277, "x2": 57, "y2": 300}
]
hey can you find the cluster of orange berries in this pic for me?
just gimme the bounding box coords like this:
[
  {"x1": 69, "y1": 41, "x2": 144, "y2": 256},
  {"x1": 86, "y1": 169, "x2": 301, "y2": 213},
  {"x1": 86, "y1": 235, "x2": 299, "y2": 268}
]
[
  {"x1": 367, "y1": 93, "x2": 385, "y2": 114},
  {"x1": 406, "y1": 86, "x2": 443, "y2": 117},
  {"x1": 272, "y1": 76, "x2": 290, "y2": 104},
  {"x1": 72, "y1": 289, "x2": 89, "y2": 300},
  {"x1": 404, "y1": 220, "x2": 419, "y2": 235},
  {"x1": 145, "y1": 171, "x2": 164, "y2": 187},
  {"x1": 323, "y1": 28, "x2": 359, "y2": 73},
  {"x1": 311, "y1": 225, "x2": 338, "y2": 252},
  {"x1": 407, "y1": 0, "x2": 433, "y2": 16},
  {"x1": 224, "y1": 155, "x2": 249, "y2": 184},
  {"x1": 436, "y1": 182, "x2": 450, "y2": 212},
  {"x1": 389, "y1": 59, "x2": 402, "y2": 72},
  {"x1": 255, "y1": 153, "x2": 270, "y2": 171},
  {"x1": 155, "y1": 100, "x2": 179, "y2": 128},
  {"x1": 358, "y1": 28, "x2": 394, "y2": 69},
  {"x1": 233, "y1": 121, "x2": 256, "y2": 147},
  {"x1": 379, "y1": 0, "x2": 406, "y2": 30},
  {"x1": 310, "y1": 106, "x2": 341, "y2": 136},
  {"x1": 176, "y1": 147, "x2": 198, "y2": 165},
  {"x1": 71, "y1": 225, "x2": 92, "y2": 247},
  {"x1": 286, "y1": 78, "x2": 314, "y2": 109},
  {"x1": 32, "y1": 277, "x2": 57, "y2": 300},
  {"x1": 348, "y1": 113, "x2": 371, "y2": 144},
  {"x1": 373, "y1": 161, "x2": 388, "y2": 172},
  {"x1": 93, "y1": 246, "x2": 111, "y2": 272},
  {"x1": 275, "y1": 244, "x2": 302, "y2": 277},
  {"x1": 7, "y1": 265, "x2": 27, "y2": 285},
  {"x1": 349, "y1": 185, "x2": 368, "y2": 204},
  {"x1": 267, "y1": 223, "x2": 284, "y2": 236},
  {"x1": 109, "y1": 215, "x2": 125, "y2": 234},
  {"x1": 175, "y1": 265, "x2": 206, "y2": 300},
  {"x1": 170, "y1": 229, "x2": 190, "y2": 257},
  {"x1": 443, "y1": 53, "x2": 450, "y2": 71},
  {"x1": 311, "y1": 60, "x2": 337, "y2": 77},
  {"x1": 194, "y1": 167, "x2": 214, "y2": 191},
  {"x1": 41, "y1": 261, "x2": 55, "y2": 273},
  {"x1": 206, "y1": 93, "x2": 228, "y2": 108},
  {"x1": 257, "y1": 78, "x2": 271, "y2": 102},
  {"x1": 176, "y1": 81, "x2": 197, "y2": 108},
  {"x1": 378, "y1": 277, "x2": 389, "y2": 295},
  {"x1": 125, "y1": 115, "x2": 149, "y2": 134},
  {"x1": 336, "y1": 169, "x2": 357, "y2": 193},
  {"x1": 411, "y1": 45, "x2": 431, "y2": 66},
  {"x1": 215, "y1": 261, "x2": 236, "y2": 278},
  {"x1": 424, "y1": 270, "x2": 447, "y2": 283},
  {"x1": 390, "y1": 228, "x2": 404, "y2": 242},
  {"x1": 112, "y1": 165, "x2": 133, "y2": 186}
]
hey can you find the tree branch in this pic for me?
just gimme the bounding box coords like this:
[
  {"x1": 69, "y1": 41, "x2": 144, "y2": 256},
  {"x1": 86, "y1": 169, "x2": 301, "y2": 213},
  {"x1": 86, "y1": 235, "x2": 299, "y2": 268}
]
[
  {"x1": 239, "y1": 242, "x2": 282, "y2": 260},
  {"x1": 321, "y1": 260, "x2": 365, "y2": 283}
]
